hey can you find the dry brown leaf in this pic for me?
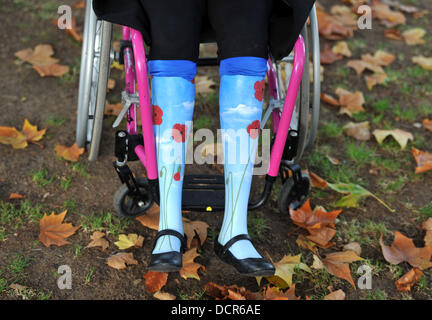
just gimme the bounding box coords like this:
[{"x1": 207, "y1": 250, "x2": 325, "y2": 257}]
[
  {"x1": 86, "y1": 231, "x2": 109, "y2": 251},
  {"x1": 412, "y1": 56, "x2": 432, "y2": 70},
  {"x1": 183, "y1": 220, "x2": 209, "y2": 249},
  {"x1": 346, "y1": 60, "x2": 385, "y2": 76},
  {"x1": 324, "y1": 289, "x2": 346, "y2": 300},
  {"x1": 422, "y1": 119, "x2": 432, "y2": 132},
  {"x1": 365, "y1": 73, "x2": 387, "y2": 90},
  {"x1": 308, "y1": 170, "x2": 329, "y2": 189},
  {"x1": 373, "y1": 129, "x2": 414, "y2": 149},
  {"x1": 395, "y1": 268, "x2": 424, "y2": 292},
  {"x1": 263, "y1": 284, "x2": 300, "y2": 300},
  {"x1": 321, "y1": 250, "x2": 364, "y2": 287},
  {"x1": 107, "y1": 252, "x2": 138, "y2": 270},
  {"x1": 153, "y1": 291, "x2": 176, "y2": 300},
  {"x1": 15, "y1": 44, "x2": 59, "y2": 66},
  {"x1": 422, "y1": 219, "x2": 432, "y2": 247},
  {"x1": 144, "y1": 270, "x2": 168, "y2": 293},
  {"x1": 332, "y1": 41, "x2": 352, "y2": 57},
  {"x1": 179, "y1": 248, "x2": 205, "y2": 280},
  {"x1": 204, "y1": 282, "x2": 260, "y2": 300},
  {"x1": 343, "y1": 121, "x2": 371, "y2": 141},
  {"x1": 0, "y1": 119, "x2": 46, "y2": 149},
  {"x1": 372, "y1": 2, "x2": 406, "y2": 27},
  {"x1": 380, "y1": 231, "x2": 432, "y2": 269},
  {"x1": 362, "y1": 51, "x2": 396, "y2": 66},
  {"x1": 33, "y1": 64, "x2": 69, "y2": 78},
  {"x1": 343, "y1": 242, "x2": 362, "y2": 256},
  {"x1": 384, "y1": 29, "x2": 403, "y2": 40},
  {"x1": 412, "y1": 147, "x2": 432, "y2": 174},
  {"x1": 335, "y1": 88, "x2": 365, "y2": 117},
  {"x1": 320, "y1": 44, "x2": 343, "y2": 65},
  {"x1": 55, "y1": 143, "x2": 85, "y2": 162},
  {"x1": 321, "y1": 93, "x2": 340, "y2": 106},
  {"x1": 39, "y1": 210, "x2": 80, "y2": 247},
  {"x1": 402, "y1": 28, "x2": 426, "y2": 45},
  {"x1": 316, "y1": 8, "x2": 355, "y2": 40},
  {"x1": 296, "y1": 234, "x2": 318, "y2": 254}
]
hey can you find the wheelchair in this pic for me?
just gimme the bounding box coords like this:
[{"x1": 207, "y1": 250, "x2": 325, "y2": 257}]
[{"x1": 75, "y1": 0, "x2": 321, "y2": 217}]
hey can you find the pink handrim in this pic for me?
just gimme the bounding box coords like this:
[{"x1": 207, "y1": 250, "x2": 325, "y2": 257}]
[
  {"x1": 123, "y1": 26, "x2": 137, "y2": 135},
  {"x1": 267, "y1": 35, "x2": 306, "y2": 177}
]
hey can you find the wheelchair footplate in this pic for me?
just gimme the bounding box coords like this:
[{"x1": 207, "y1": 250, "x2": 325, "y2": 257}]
[{"x1": 182, "y1": 174, "x2": 225, "y2": 212}]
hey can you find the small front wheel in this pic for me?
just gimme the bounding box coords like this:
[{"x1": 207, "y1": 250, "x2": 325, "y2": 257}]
[
  {"x1": 278, "y1": 172, "x2": 310, "y2": 214},
  {"x1": 113, "y1": 177, "x2": 154, "y2": 218}
]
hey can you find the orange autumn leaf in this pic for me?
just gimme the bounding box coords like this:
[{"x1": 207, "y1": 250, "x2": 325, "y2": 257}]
[
  {"x1": 263, "y1": 284, "x2": 299, "y2": 300},
  {"x1": 316, "y1": 8, "x2": 355, "y2": 40},
  {"x1": 412, "y1": 148, "x2": 432, "y2": 174},
  {"x1": 15, "y1": 44, "x2": 60, "y2": 66},
  {"x1": 384, "y1": 29, "x2": 403, "y2": 41},
  {"x1": 422, "y1": 119, "x2": 432, "y2": 132},
  {"x1": 372, "y1": 2, "x2": 406, "y2": 27},
  {"x1": 321, "y1": 93, "x2": 340, "y2": 107},
  {"x1": 402, "y1": 28, "x2": 426, "y2": 46},
  {"x1": 179, "y1": 248, "x2": 205, "y2": 280},
  {"x1": 107, "y1": 252, "x2": 138, "y2": 270},
  {"x1": 308, "y1": 171, "x2": 329, "y2": 189},
  {"x1": 365, "y1": 73, "x2": 387, "y2": 90},
  {"x1": 324, "y1": 289, "x2": 346, "y2": 300},
  {"x1": 335, "y1": 88, "x2": 365, "y2": 117},
  {"x1": 380, "y1": 231, "x2": 432, "y2": 269},
  {"x1": 290, "y1": 199, "x2": 342, "y2": 231},
  {"x1": 144, "y1": 270, "x2": 168, "y2": 293},
  {"x1": 422, "y1": 219, "x2": 432, "y2": 247},
  {"x1": 321, "y1": 250, "x2": 364, "y2": 287},
  {"x1": 55, "y1": 143, "x2": 85, "y2": 162},
  {"x1": 86, "y1": 231, "x2": 109, "y2": 251},
  {"x1": 0, "y1": 119, "x2": 46, "y2": 149},
  {"x1": 320, "y1": 44, "x2": 343, "y2": 65},
  {"x1": 9, "y1": 193, "x2": 25, "y2": 200},
  {"x1": 39, "y1": 210, "x2": 80, "y2": 247},
  {"x1": 395, "y1": 268, "x2": 424, "y2": 292},
  {"x1": 204, "y1": 282, "x2": 260, "y2": 300}
]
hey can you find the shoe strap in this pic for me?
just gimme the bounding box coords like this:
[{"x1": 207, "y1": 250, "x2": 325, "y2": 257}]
[
  {"x1": 153, "y1": 229, "x2": 187, "y2": 253},
  {"x1": 221, "y1": 234, "x2": 252, "y2": 256}
]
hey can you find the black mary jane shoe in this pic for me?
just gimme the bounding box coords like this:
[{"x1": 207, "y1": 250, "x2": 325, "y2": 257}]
[
  {"x1": 148, "y1": 229, "x2": 187, "y2": 272},
  {"x1": 214, "y1": 234, "x2": 275, "y2": 277}
]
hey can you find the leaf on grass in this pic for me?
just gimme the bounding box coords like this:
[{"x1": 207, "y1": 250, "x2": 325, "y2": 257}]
[
  {"x1": 365, "y1": 73, "x2": 388, "y2": 90},
  {"x1": 332, "y1": 41, "x2": 352, "y2": 57},
  {"x1": 9, "y1": 193, "x2": 25, "y2": 200},
  {"x1": 107, "y1": 252, "x2": 138, "y2": 270},
  {"x1": 372, "y1": 2, "x2": 406, "y2": 27},
  {"x1": 86, "y1": 231, "x2": 109, "y2": 251},
  {"x1": 316, "y1": 8, "x2": 355, "y2": 40},
  {"x1": 412, "y1": 148, "x2": 432, "y2": 174},
  {"x1": 321, "y1": 250, "x2": 364, "y2": 287},
  {"x1": 265, "y1": 254, "x2": 311, "y2": 289},
  {"x1": 324, "y1": 289, "x2": 346, "y2": 300},
  {"x1": 55, "y1": 143, "x2": 85, "y2": 162},
  {"x1": 153, "y1": 291, "x2": 176, "y2": 300},
  {"x1": 343, "y1": 242, "x2": 362, "y2": 256},
  {"x1": 321, "y1": 93, "x2": 340, "y2": 107},
  {"x1": 385, "y1": 29, "x2": 403, "y2": 41},
  {"x1": 114, "y1": 233, "x2": 144, "y2": 250},
  {"x1": 320, "y1": 44, "x2": 343, "y2": 65},
  {"x1": 328, "y1": 182, "x2": 394, "y2": 212},
  {"x1": 296, "y1": 234, "x2": 318, "y2": 254},
  {"x1": 343, "y1": 121, "x2": 371, "y2": 141},
  {"x1": 373, "y1": 129, "x2": 414, "y2": 150},
  {"x1": 422, "y1": 219, "x2": 432, "y2": 247},
  {"x1": 395, "y1": 268, "x2": 424, "y2": 292},
  {"x1": 361, "y1": 51, "x2": 396, "y2": 66},
  {"x1": 0, "y1": 119, "x2": 46, "y2": 149},
  {"x1": 346, "y1": 60, "x2": 385, "y2": 76},
  {"x1": 307, "y1": 170, "x2": 329, "y2": 189},
  {"x1": 402, "y1": 28, "x2": 426, "y2": 45},
  {"x1": 412, "y1": 56, "x2": 432, "y2": 70},
  {"x1": 39, "y1": 210, "x2": 80, "y2": 247},
  {"x1": 183, "y1": 220, "x2": 209, "y2": 249},
  {"x1": 179, "y1": 248, "x2": 205, "y2": 280},
  {"x1": 144, "y1": 270, "x2": 168, "y2": 293},
  {"x1": 335, "y1": 88, "x2": 365, "y2": 117},
  {"x1": 379, "y1": 231, "x2": 432, "y2": 270},
  {"x1": 422, "y1": 119, "x2": 432, "y2": 132}
]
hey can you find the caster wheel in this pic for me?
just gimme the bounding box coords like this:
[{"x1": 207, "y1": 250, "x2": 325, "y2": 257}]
[
  {"x1": 113, "y1": 177, "x2": 154, "y2": 218},
  {"x1": 278, "y1": 172, "x2": 310, "y2": 214}
]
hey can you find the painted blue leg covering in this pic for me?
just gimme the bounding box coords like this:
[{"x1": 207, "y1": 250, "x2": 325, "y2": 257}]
[
  {"x1": 218, "y1": 57, "x2": 268, "y2": 259},
  {"x1": 149, "y1": 60, "x2": 196, "y2": 254}
]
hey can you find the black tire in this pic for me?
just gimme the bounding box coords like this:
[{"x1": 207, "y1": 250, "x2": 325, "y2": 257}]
[
  {"x1": 278, "y1": 172, "x2": 310, "y2": 214},
  {"x1": 113, "y1": 177, "x2": 154, "y2": 218}
]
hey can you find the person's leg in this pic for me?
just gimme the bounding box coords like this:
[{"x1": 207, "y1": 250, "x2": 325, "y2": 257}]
[
  {"x1": 139, "y1": 0, "x2": 202, "y2": 270},
  {"x1": 208, "y1": 0, "x2": 274, "y2": 275}
]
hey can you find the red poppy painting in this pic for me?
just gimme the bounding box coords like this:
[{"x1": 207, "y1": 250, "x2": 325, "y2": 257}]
[
  {"x1": 152, "y1": 105, "x2": 163, "y2": 125},
  {"x1": 172, "y1": 123, "x2": 188, "y2": 143},
  {"x1": 254, "y1": 80, "x2": 265, "y2": 102},
  {"x1": 247, "y1": 120, "x2": 260, "y2": 139}
]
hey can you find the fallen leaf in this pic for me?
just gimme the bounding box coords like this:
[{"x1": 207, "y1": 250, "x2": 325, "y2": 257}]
[
  {"x1": 343, "y1": 242, "x2": 362, "y2": 256},
  {"x1": 422, "y1": 218, "x2": 432, "y2": 247},
  {"x1": 55, "y1": 143, "x2": 85, "y2": 162},
  {"x1": 361, "y1": 50, "x2": 396, "y2": 66},
  {"x1": 335, "y1": 88, "x2": 365, "y2": 117},
  {"x1": 296, "y1": 234, "x2": 318, "y2": 254},
  {"x1": 343, "y1": 121, "x2": 371, "y2": 141},
  {"x1": 9, "y1": 193, "x2": 25, "y2": 200},
  {"x1": 365, "y1": 73, "x2": 388, "y2": 90},
  {"x1": 204, "y1": 282, "x2": 260, "y2": 300},
  {"x1": 15, "y1": 44, "x2": 59, "y2": 66},
  {"x1": 263, "y1": 284, "x2": 299, "y2": 300},
  {"x1": 412, "y1": 56, "x2": 432, "y2": 70},
  {"x1": 39, "y1": 210, "x2": 80, "y2": 247},
  {"x1": 321, "y1": 93, "x2": 340, "y2": 107},
  {"x1": 107, "y1": 252, "x2": 138, "y2": 270},
  {"x1": 320, "y1": 44, "x2": 343, "y2": 64},
  {"x1": 402, "y1": 28, "x2": 426, "y2": 45},
  {"x1": 385, "y1": 29, "x2": 403, "y2": 40},
  {"x1": 395, "y1": 268, "x2": 424, "y2": 292},
  {"x1": 179, "y1": 248, "x2": 205, "y2": 280},
  {"x1": 0, "y1": 119, "x2": 46, "y2": 149},
  {"x1": 321, "y1": 250, "x2": 364, "y2": 287},
  {"x1": 114, "y1": 233, "x2": 144, "y2": 250},
  {"x1": 373, "y1": 129, "x2": 414, "y2": 149},
  {"x1": 183, "y1": 220, "x2": 209, "y2": 249},
  {"x1": 332, "y1": 41, "x2": 352, "y2": 57},
  {"x1": 86, "y1": 231, "x2": 109, "y2": 251},
  {"x1": 308, "y1": 171, "x2": 329, "y2": 189},
  {"x1": 144, "y1": 270, "x2": 168, "y2": 293},
  {"x1": 422, "y1": 119, "x2": 432, "y2": 132},
  {"x1": 380, "y1": 231, "x2": 432, "y2": 269},
  {"x1": 153, "y1": 291, "x2": 176, "y2": 300},
  {"x1": 346, "y1": 59, "x2": 385, "y2": 76},
  {"x1": 324, "y1": 289, "x2": 346, "y2": 300},
  {"x1": 412, "y1": 148, "x2": 432, "y2": 174},
  {"x1": 316, "y1": 8, "x2": 355, "y2": 40},
  {"x1": 33, "y1": 64, "x2": 69, "y2": 78},
  {"x1": 266, "y1": 254, "x2": 311, "y2": 289},
  {"x1": 372, "y1": 2, "x2": 406, "y2": 27}
]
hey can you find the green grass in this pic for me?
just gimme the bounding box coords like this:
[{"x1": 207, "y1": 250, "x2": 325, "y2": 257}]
[
  {"x1": 64, "y1": 199, "x2": 76, "y2": 212},
  {"x1": 320, "y1": 122, "x2": 343, "y2": 138},
  {"x1": 340, "y1": 218, "x2": 390, "y2": 245},
  {"x1": 7, "y1": 254, "x2": 31, "y2": 282},
  {"x1": 84, "y1": 267, "x2": 95, "y2": 284},
  {"x1": 30, "y1": 168, "x2": 54, "y2": 187},
  {"x1": 193, "y1": 116, "x2": 213, "y2": 130},
  {"x1": 345, "y1": 141, "x2": 375, "y2": 167},
  {"x1": 365, "y1": 289, "x2": 388, "y2": 300},
  {"x1": 60, "y1": 175, "x2": 72, "y2": 191},
  {"x1": 308, "y1": 151, "x2": 359, "y2": 184},
  {"x1": 0, "y1": 200, "x2": 45, "y2": 230},
  {"x1": 80, "y1": 211, "x2": 130, "y2": 236},
  {"x1": 372, "y1": 98, "x2": 391, "y2": 113},
  {"x1": 248, "y1": 215, "x2": 270, "y2": 239},
  {"x1": 394, "y1": 104, "x2": 416, "y2": 122},
  {"x1": 419, "y1": 201, "x2": 432, "y2": 218},
  {"x1": 177, "y1": 288, "x2": 207, "y2": 300},
  {"x1": 45, "y1": 115, "x2": 66, "y2": 127},
  {"x1": 72, "y1": 163, "x2": 89, "y2": 178}
]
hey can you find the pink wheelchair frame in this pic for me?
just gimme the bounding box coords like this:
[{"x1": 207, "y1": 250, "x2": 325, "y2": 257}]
[{"x1": 113, "y1": 26, "x2": 307, "y2": 216}]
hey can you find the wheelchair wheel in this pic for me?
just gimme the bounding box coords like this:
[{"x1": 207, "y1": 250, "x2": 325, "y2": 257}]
[
  {"x1": 278, "y1": 171, "x2": 310, "y2": 214},
  {"x1": 113, "y1": 177, "x2": 154, "y2": 218},
  {"x1": 88, "y1": 20, "x2": 113, "y2": 161},
  {"x1": 76, "y1": 0, "x2": 102, "y2": 149}
]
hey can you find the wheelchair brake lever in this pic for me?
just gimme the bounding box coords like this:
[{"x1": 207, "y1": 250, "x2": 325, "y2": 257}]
[{"x1": 112, "y1": 91, "x2": 140, "y2": 128}]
